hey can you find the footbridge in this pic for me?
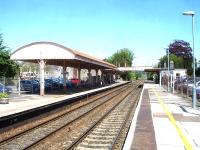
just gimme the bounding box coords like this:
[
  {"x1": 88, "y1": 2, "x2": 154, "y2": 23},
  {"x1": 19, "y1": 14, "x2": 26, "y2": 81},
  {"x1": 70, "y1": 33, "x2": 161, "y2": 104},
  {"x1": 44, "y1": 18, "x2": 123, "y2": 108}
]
[{"x1": 118, "y1": 66, "x2": 154, "y2": 72}]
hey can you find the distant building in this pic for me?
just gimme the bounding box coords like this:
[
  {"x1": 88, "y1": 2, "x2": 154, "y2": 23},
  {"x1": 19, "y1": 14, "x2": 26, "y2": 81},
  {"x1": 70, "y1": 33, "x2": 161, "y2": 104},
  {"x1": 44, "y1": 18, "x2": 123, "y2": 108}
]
[{"x1": 161, "y1": 69, "x2": 187, "y2": 79}]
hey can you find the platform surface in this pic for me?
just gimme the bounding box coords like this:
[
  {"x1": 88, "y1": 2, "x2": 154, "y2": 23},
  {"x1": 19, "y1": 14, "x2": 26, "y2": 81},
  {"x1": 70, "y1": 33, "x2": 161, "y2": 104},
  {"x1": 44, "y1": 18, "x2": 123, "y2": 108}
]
[
  {"x1": 0, "y1": 82, "x2": 126, "y2": 118},
  {"x1": 124, "y1": 83, "x2": 200, "y2": 150}
]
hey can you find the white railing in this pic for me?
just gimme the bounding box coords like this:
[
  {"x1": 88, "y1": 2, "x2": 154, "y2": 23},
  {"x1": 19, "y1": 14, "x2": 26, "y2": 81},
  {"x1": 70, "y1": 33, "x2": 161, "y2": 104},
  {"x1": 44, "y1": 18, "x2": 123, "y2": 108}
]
[{"x1": 118, "y1": 66, "x2": 153, "y2": 72}]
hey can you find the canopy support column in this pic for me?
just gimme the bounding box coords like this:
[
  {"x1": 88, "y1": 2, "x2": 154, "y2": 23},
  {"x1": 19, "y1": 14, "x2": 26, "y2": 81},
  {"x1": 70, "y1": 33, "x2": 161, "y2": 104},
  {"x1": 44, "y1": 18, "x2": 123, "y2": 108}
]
[
  {"x1": 88, "y1": 69, "x2": 92, "y2": 86},
  {"x1": 101, "y1": 69, "x2": 104, "y2": 86},
  {"x1": 78, "y1": 68, "x2": 81, "y2": 81},
  {"x1": 109, "y1": 73, "x2": 112, "y2": 84},
  {"x1": 63, "y1": 62, "x2": 67, "y2": 89},
  {"x1": 96, "y1": 69, "x2": 98, "y2": 84},
  {"x1": 78, "y1": 68, "x2": 81, "y2": 86},
  {"x1": 39, "y1": 59, "x2": 45, "y2": 96}
]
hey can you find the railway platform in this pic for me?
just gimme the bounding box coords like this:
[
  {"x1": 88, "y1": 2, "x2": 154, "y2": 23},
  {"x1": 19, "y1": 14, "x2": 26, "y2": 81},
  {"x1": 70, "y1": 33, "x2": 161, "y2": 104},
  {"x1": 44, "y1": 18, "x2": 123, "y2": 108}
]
[
  {"x1": 124, "y1": 83, "x2": 200, "y2": 150},
  {"x1": 0, "y1": 81, "x2": 127, "y2": 118}
]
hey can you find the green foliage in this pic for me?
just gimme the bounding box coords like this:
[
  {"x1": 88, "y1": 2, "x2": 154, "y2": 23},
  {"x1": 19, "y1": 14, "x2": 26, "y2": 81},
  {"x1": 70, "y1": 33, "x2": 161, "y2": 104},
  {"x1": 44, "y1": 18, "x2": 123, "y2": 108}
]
[
  {"x1": 120, "y1": 71, "x2": 142, "y2": 81},
  {"x1": 106, "y1": 48, "x2": 134, "y2": 67},
  {"x1": 0, "y1": 93, "x2": 8, "y2": 99},
  {"x1": 167, "y1": 40, "x2": 192, "y2": 60},
  {"x1": 159, "y1": 40, "x2": 193, "y2": 76},
  {"x1": 158, "y1": 54, "x2": 184, "y2": 68},
  {"x1": 19, "y1": 62, "x2": 38, "y2": 72},
  {"x1": 147, "y1": 72, "x2": 159, "y2": 83},
  {"x1": 187, "y1": 68, "x2": 193, "y2": 76},
  {"x1": 147, "y1": 72, "x2": 154, "y2": 80},
  {"x1": 134, "y1": 72, "x2": 143, "y2": 80},
  {"x1": 0, "y1": 34, "x2": 19, "y2": 77},
  {"x1": 120, "y1": 72, "x2": 133, "y2": 81},
  {"x1": 196, "y1": 67, "x2": 200, "y2": 76}
]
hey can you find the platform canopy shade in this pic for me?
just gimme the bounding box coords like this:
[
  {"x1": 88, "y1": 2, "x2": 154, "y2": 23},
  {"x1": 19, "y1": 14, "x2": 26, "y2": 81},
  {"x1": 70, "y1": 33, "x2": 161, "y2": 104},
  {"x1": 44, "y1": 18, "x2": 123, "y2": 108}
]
[{"x1": 10, "y1": 41, "x2": 117, "y2": 70}]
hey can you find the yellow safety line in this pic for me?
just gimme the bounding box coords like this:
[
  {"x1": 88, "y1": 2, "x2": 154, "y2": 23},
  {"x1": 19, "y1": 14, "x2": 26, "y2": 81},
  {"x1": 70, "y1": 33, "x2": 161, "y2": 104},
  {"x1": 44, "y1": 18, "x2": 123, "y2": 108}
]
[{"x1": 153, "y1": 88, "x2": 193, "y2": 150}]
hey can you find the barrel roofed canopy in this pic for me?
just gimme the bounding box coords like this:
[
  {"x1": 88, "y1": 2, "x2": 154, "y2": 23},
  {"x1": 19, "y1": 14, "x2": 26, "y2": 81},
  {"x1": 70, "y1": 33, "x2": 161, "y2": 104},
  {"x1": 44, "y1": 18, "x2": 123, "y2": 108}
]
[
  {"x1": 11, "y1": 41, "x2": 117, "y2": 96},
  {"x1": 10, "y1": 41, "x2": 116, "y2": 70}
]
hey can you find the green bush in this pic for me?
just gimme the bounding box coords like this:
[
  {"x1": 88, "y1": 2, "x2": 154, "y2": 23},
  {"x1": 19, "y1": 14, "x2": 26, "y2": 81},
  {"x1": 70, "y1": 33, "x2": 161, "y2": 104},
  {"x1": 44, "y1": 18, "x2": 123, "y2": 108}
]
[
  {"x1": 120, "y1": 72, "x2": 139, "y2": 81},
  {"x1": 0, "y1": 93, "x2": 8, "y2": 99}
]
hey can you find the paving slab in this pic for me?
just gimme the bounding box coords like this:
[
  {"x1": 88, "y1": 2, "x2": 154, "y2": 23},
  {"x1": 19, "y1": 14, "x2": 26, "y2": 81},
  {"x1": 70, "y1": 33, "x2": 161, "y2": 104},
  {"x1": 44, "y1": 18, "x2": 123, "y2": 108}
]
[
  {"x1": 148, "y1": 84, "x2": 200, "y2": 150},
  {"x1": 124, "y1": 83, "x2": 200, "y2": 150}
]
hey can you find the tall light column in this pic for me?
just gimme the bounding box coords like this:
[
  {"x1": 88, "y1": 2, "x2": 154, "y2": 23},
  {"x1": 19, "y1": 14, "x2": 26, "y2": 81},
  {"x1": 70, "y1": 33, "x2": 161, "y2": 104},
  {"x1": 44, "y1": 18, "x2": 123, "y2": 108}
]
[
  {"x1": 167, "y1": 48, "x2": 170, "y2": 92},
  {"x1": 183, "y1": 11, "x2": 196, "y2": 108}
]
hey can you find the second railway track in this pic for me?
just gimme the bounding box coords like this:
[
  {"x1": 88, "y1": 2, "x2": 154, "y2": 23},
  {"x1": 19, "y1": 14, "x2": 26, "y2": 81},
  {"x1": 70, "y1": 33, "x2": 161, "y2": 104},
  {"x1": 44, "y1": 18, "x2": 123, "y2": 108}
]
[{"x1": 70, "y1": 82, "x2": 142, "y2": 150}]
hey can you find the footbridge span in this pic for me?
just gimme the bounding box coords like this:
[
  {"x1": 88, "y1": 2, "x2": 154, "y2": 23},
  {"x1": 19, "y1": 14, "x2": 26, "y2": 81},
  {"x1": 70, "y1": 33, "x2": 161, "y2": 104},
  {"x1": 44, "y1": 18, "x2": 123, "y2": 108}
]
[{"x1": 118, "y1": 66, "x2": 154, "y2": 72}]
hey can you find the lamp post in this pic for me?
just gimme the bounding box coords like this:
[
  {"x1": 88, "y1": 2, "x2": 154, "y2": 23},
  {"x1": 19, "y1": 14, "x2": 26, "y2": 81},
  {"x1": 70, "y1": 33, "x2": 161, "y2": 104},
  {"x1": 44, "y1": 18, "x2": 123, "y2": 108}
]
[
  {"x1": 182, "y1": 11, "x2": 196, "y2": 108},
  {"x1": 170, "y1": 61, "x2": 174, "y2": 93},
  {"x1": 167, "y1": 48, "x2": 170, "y2": 92}
]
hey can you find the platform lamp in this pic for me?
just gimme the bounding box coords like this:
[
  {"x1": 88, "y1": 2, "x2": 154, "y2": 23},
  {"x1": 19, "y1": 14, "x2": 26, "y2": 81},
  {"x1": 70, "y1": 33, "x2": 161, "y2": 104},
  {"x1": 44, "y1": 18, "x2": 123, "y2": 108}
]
[
  {"x1": 167, "y1": 48, "x2": 170, "y2": 92},
  {"x1": 182, "y1": 11, "x2": 196, "y2": 108}
]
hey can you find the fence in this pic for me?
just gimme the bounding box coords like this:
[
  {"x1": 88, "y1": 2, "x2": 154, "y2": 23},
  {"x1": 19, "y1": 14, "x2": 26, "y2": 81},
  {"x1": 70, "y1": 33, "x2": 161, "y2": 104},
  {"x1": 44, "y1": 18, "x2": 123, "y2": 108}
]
[
  {"x1": 0, "y1": 77, "x2": 19, "y2": 93},
  {"x1": 161, "y1": 75, "x2": 200, "y2": 99}
]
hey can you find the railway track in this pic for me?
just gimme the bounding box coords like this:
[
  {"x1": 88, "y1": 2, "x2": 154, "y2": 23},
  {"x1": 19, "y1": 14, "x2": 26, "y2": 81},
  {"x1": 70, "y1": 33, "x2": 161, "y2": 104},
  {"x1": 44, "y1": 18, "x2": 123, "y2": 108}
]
[
  {"x1": 70, "y1": 82, "x2": 142, "y2": 150},
  {"x1": 0, "y1": 82, "x2": 131, "y2": 149},
  {"x1": 0, "y1": 81, "x2": 143, "y2": 150},
  {"x1": 0, "y1": 83, "x2": 129, "y2": 143}
]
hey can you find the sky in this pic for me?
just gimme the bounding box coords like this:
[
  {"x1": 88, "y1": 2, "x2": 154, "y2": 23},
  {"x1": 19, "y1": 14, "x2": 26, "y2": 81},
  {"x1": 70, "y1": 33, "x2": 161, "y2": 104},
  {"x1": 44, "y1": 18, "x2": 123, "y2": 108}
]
[{"x1": 0, "y1": 0, "x2": 200, "y2": 66}]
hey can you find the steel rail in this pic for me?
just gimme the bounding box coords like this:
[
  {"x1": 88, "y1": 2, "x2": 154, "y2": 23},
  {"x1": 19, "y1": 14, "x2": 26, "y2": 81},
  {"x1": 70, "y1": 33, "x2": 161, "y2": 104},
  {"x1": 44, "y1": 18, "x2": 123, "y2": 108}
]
[{"x1": 111, "y1": 84, "x2": 143, "y2": 149}]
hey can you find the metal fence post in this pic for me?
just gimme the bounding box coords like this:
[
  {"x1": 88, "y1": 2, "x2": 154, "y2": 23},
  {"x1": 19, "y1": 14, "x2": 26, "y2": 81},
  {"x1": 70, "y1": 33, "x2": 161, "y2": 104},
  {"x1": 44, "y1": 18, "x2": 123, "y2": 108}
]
[
  {"x1": 186, "y1": 77, "x2": 189, "y2": 98},
  {"x1": 3, "y1": 76, "x2": 6, "y2": 93},
  {"x1": 181, "y1": 80, "x2": 183, "y2": 96},
  {"x1": 172, "y1": 75, "x2": 175, "y2": 93},
  {"x1": 18, "y1": 76, "x2": 21, "y2": 95}
]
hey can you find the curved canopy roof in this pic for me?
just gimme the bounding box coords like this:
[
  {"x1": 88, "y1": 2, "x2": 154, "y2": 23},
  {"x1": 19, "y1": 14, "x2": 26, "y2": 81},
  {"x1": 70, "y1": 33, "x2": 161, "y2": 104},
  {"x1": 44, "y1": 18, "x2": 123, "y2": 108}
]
[{"x1": 11, "y1": 42, "x2": 116, "y2": 69}]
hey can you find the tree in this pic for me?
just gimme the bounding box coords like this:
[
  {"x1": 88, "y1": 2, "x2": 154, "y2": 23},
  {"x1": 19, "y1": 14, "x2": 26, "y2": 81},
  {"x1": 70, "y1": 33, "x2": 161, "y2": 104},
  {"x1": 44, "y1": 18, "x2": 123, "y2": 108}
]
[
  {"x1": 0, "y1": 34, "x2": 19, "y2": 77},
  {"x1": 158, "y1": 54, "x2": 183, "y2": 68},
  {"x1": 20, "y1": 62, "x2": 38, "y2": 73},
  {"x1": 195, "y1": 60, "x2": 200, "y2": 76},
  {"x1": 167, "y1": 40, "x2": 193, "y2": 70},
  {"x1": 106, "y1": 48, "x2": 134, "y2": 67},
  {"x1": 105, "y1": 48, "x2": 134, "y2": 81},
  {"x1": 167, "y1": 40, "x2": 192, "y2": 60},
  {"x1": 120, "y1": 71, "x2": 135, "y2": 81},
  {"x1": 159, "y1": 40, "x2": 193, "y2": 76}
]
